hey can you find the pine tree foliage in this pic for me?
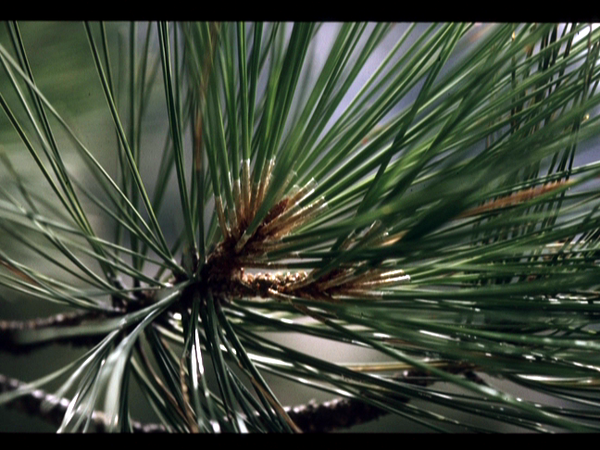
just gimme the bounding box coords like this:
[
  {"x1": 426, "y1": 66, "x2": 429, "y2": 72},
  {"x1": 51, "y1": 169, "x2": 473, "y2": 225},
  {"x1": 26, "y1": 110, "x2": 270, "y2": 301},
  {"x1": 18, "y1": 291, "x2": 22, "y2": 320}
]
[{"x1": 1, "y1": 21, "x2": 600, "y2": 432}]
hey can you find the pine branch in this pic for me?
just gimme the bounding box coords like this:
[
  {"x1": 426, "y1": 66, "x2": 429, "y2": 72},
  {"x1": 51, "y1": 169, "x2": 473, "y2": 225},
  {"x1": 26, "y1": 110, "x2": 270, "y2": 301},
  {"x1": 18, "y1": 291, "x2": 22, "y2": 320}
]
[
  {"x1": 0, "y1": 372, "x2": 165, "y2": 433},
  {"x1": 0, "y1": 311, "x2": 107, "y2": 354},
  {"x1": 2, "y1": 21, "x2": 600, "y2": 433},
  {"x1": 0, "y1": 362, "x2": 483, "y2": 432},
  {"x1": 0, "y1": 288, "x2": 155, "y2": 354}
]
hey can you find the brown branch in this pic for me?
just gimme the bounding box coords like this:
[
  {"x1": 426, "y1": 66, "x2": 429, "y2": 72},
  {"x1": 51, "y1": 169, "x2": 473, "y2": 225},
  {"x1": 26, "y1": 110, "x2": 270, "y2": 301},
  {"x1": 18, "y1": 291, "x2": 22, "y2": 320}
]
[
  {"x1": 0, "y1": 373, "x2": 164, "y2": 433},
  {"x1": 0, "y1": 381, "x2": 313, "y2": 433},
  {"x1": 285, "y1": 397, "x2": 388, "y2": 433},
  {"x1": 0, "y1": 288, "x2": 158, "y2": 355},
  {"x1": 0, "y1": 311, "x2": 107, "y2": 354},
  {"x1": 0, "y1": 362, "x2": 483, "y2": 433}
]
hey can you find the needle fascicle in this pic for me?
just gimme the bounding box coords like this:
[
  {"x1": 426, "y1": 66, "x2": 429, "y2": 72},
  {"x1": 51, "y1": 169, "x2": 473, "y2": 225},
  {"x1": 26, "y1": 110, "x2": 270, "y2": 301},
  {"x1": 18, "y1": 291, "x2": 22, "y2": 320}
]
[
  {"x1": 215, "y1": 195, "x2": 230, "y2": 241},
  {"x1": 316, "y1": 267, "x2": 360, "y2": 291},
  {"x1": 349, "y1": 268, "x2": 406, "y2": 286},
  {"x1": 337, "y1": 220, "x2": 383, "y2": 251},
  {"x1": 241, "y1": 159, "x2": 251, "y2": 222},
  {"x1": 235, "y1": 172, "x2": 317, "y2": 254},
  {"x1": 267, "y1": 168, "x2": 298, "y2": 214},
  {"x1": 304, "y1": 265, "x2": 409, "y2": 299},
  {"x1": 236, "y1": 162, "x2": 275, "y2": 254},
  {"x1": 357, "y1": 271, "x2": 411, "y2": 288},
  {"x1": 261, "y1": 178, "x2": 317, "y2": 235},
  {"x1": 265, "y1": 196, "x2": 327, "y2": 240},
  {"x1": 458, "y1": 180, "x2": 571, "y2": 219},
  {"x1": 233, "y1": 177, "x2": 243, "y2": 231},
  {"x1": 249, "y1": 158, "x2": 275, "y2": 221},
  {"x1": 333, "y1": 288, "x2": 385, "y2": 299},
  {"x1": 259, "y1": 158, "x2": 276, "y2": 207},
  {"x1": 208, "y1": 165, "x2": 408, "y2": 306},
  {"x1": 288, "y1": 219, "x2": 403, "y2": 296},
  {"x1": 225, "y1": 173, "x2": 238, "y2": 236}
]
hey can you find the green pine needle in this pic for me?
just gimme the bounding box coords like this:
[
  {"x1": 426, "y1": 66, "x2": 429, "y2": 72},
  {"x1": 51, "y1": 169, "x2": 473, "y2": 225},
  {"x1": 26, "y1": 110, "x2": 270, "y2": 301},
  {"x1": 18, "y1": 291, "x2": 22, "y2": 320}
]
[{"x1": 1, "y1": 22, "x2": 600, "y2": 433}]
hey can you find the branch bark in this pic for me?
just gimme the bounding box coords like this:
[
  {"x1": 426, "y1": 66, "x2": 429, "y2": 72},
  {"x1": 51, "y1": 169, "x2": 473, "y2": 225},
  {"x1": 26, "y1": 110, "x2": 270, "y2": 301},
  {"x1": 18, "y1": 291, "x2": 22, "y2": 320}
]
[
  {"x1": 0, "y1": 311, "x2": 107, "y2": 354},
  {"x1": 0, "y1": 372, "x2": 391, "y2": 433},
  {"x1": 0, "y1": 362, "x2": 483, "y2": 433}
]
